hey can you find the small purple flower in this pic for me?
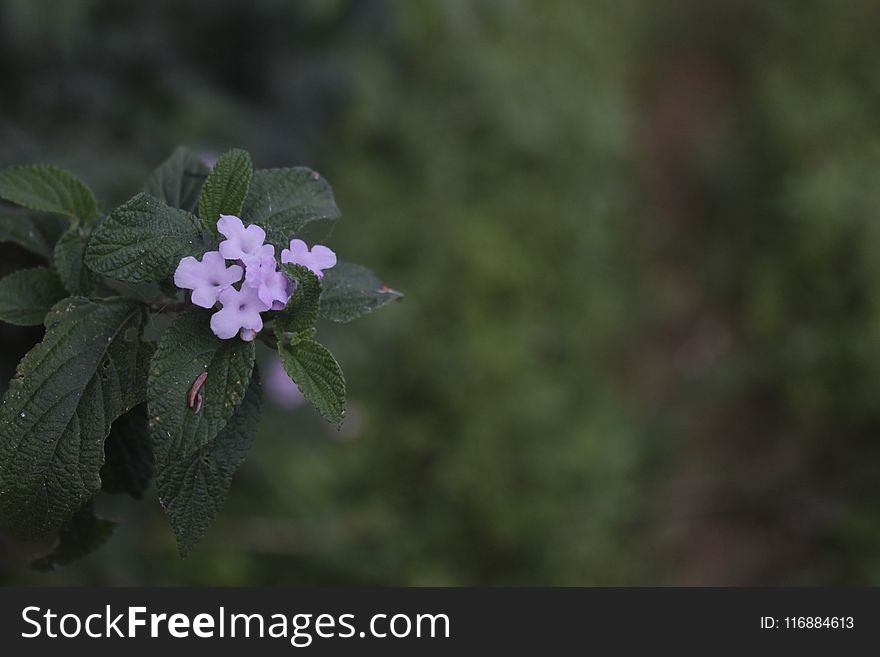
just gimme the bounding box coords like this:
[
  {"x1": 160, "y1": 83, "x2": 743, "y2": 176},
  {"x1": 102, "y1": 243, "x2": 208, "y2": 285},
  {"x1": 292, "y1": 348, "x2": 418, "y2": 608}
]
[
  {"x1": 174, "y1": 216, "x2": 342, "y2": 341},
  {"x1": 280, "y1": 239, "x2": 337, "y2": 278},
  {"x1": 244, "y1": 252, "x2": 291, "y2": 310},
  {"x1": 217, "y1": 215, "x2": 271, "y2": 261},
  {"x1": 209, "y1": 284, "x2": 270, "y2": 341},
  {"x1": 174, "y1": 251, "x2": 243, "y2": 309}
]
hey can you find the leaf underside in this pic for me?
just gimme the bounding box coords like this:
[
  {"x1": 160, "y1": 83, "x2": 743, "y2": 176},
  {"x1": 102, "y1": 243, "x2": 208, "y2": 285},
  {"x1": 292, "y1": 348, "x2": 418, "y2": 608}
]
[{"x1": 144, "y1": 147, "x2": 210, "y2": 215}]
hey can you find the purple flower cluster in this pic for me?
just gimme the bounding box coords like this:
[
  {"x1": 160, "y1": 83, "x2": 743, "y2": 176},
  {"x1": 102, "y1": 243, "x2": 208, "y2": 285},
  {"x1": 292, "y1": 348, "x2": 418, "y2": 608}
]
[{"x1": 174, "y1": 215, "x2": 336, "y2": 341}]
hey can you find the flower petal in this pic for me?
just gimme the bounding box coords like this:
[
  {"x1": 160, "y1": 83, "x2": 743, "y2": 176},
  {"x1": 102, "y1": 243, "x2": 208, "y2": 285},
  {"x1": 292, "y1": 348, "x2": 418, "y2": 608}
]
[
  {"x1": 280, "y1": 238, "x2": 310, "y2": 265},
  {"x1": 310, "y1": 245, "x2": 337, "y2": 270},
  {"x1": 210, "y1": 307, "x2": 242, "y2": 340},
  {"x1": 211, "y1": 283, "x2": 270, "y2": 340},
  {"x1": 173, "y1": 256, "x2": 203, "y2": 289},
  {"x1": 217, "y1": 215, "x2": 246, "y2": 240},
  {"x1": 219, "y1": 221, "x2": 269, "y2": 260},
  {"x1": 190, "y1": 286, "x2": 220, "y2": 309}
]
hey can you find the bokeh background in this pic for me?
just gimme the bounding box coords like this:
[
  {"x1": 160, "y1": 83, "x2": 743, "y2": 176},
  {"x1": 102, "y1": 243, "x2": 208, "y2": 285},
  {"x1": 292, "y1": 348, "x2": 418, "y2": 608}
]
[{"x1": 3, "y1": 0, "x2": 880, "y2": 585}]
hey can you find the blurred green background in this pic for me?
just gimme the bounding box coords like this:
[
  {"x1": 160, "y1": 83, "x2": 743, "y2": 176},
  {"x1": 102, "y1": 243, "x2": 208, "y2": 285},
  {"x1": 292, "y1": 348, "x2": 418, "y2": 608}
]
[{"x1": 3, "y1": 0, "x2": 880, "y2": 585}]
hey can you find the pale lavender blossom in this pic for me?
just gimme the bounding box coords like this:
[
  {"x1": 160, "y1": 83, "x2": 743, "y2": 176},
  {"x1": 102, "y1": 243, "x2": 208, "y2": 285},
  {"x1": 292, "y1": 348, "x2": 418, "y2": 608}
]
[
  {"x1": 209, "y1": 284, "x2": 270, "y2": 341},
  {"x1": 280, "y1": 239, "x2": 337, "y2": 278},
  {"x1": 244, "y1": 251, "x2": 291, "y2": 310},
  {"x1": 173, "y1": 251, "x2": 243, "y2": 309},
  {"x1": 217, "y1": 215, "x2": 272, "y2": 261},
  {"x1": 175, "y1": 216, "x2": 340, "y2": 341}
]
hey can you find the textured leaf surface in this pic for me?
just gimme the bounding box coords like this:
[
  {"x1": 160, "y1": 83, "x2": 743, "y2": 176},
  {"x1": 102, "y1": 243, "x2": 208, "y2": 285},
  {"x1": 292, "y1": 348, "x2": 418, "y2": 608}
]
[
  {"x1": 149, "y1": 309, "x2": 255, "y2": 453},
  {"x1": 54, "y1": 226, "x2": 96, "y2": 295},
  {"x1": 149, "y1": 311, "x2": 256, "y2": 552},
  {"x1": 85, "y1": 192, "x2": 206, "y2": 283},
  {"x1": 0, "y1": 164, "x2": 98, "y2": 224},
  {"x1": 320, "y1": 261, "x2": 403, "y2": 323},
  {"x1": 275, "y1": 263, "x2": 322, "y2": 338},
  {"x1": 241, "y1": 167, "x2": 340, "y2": 248},
  {"x1": 278, "y1": 339, "x2": 345, "y2": 428},
  {"x1": 31, "y1": 502, "x2": 116, "y2": 571},
  {"x1": 0, "y1": 298, "x2": 147, "y2": 538},
  {"x1": 158, "y1": 371, "x2": 261, "y2": 555},
  {"x1": 144, "y1": 147, "x2": 210, "y2": 214},
  {"x1": 198, "y1": 149, "x2": 253, "y2": 232},
  {"x1": 0, "y1": 267, "x2": 67, "y2": 326},
  {"x1": 0, "y1": 210, "x2": 67, "y2": 259},
  {"x1": 101, "y1": 404, "x2": 153, "y2": 499}
]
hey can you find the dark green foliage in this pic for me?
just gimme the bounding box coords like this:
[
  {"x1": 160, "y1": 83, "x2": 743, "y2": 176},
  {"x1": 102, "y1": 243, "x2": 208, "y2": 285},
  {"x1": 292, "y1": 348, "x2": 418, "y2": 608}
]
[
  {"x1": 0, "y1": 7, "x2": 402, "y2": 570},
  {"x1": 54, "y1": 227, "x2": 96, "y2": 295},
  {"x1": 149, "y1": 310, "x2": 256, "y2": 553},
  {"x1": 0, "y1": 142, "x2": 395, "y2": 567},
  {"x1": 101, "y1": 404, "x2": 154, "y2": 499},
  {"x1": 85, "y1": 193, "x2": 206, "y2": 283},
  {"x1": 242, "y1": 168, "x2": 340, "y2": 248},
  {"x1": 148, "y1": 310, "x2": 255, "y2": 454},
  {"x1": 276, "y1": 263, "x2": 322, "y2": 338},
  {"x1": 0, "y1": 298, "x2": 147, "y2": 538},
  {"x1": 0, "y1": 165, "x2": 98, "y2": 225},
  {"x1": 277, "y1": 339, "x2": 345, "y2": 429},
  {"x1": 0, "y1": 211, "x2": 67, "y2": 260},
  {"x1": 198, "y1": 149, "x2": 253, "y2": 232},
  {"x1": 31, "y1": 502, "x2": 116, "y2": 571},
  {"x1": 275, "y1": 263, "x2": 346, "y2": 427},
  {"x1": 144, "y1": 147, "x2": 210, "y2": 215},
  {"x1": 320, "y1": 261, "x2": 403, "y2": 323},
  {"x1": 157, "y1": 371, "x2": 262, "y2": 556},
  {"x1": 0, "y1": 267, "x2": 67, "y2": 325}
]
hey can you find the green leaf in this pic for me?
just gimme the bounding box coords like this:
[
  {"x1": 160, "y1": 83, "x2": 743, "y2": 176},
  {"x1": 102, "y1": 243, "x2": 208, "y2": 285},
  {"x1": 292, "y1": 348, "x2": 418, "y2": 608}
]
[
  {"x1": 0, "y1": 267, "x2": 67, "y2": 326},
  {"x1": 144, "y1": 147, "x2": 210, "y2": 214},
  {"x1": 31, "y1": 501, "x2": 116, "y2": 571},
  {"x1": 149, "y1": 310, "x2": 256, "y2": 552},
  {"x1": 157, "y1": 369, "x2": 262, "y2": 555},
  {"x1": 277, "y1": 338, "x2": 345, "y2": 428},
  {"x1": 54, "y1": 226, "x2": 96, "y2": 295},
  {"x1": 101, "y1": 404, "x2": 153, "y2": 499},
  {"x1": 320, "y1": 261, "x2": 403, "y2": 323},
  {"x1": 0, "y1": 164, "x2": 98, "y2": 224},
  {"x1": 198, "y1": 149, "x2": 253, "y2": 233},
  {"x1": 275, "y1": 263, "x2": 322, "y2": 339},
  {"x1": 149, "y1": 309, "x2": 255, "y2": 453},
  {"x1": 241, "y1": 167, "x2": 340, "y2": 248},
  {"x1": 85, "y1": 192, "x2": 206, "y2": 283},
  {"x1": 0, "y1": 210, "x2": 67, "y2": 259},
  {"x1": 0, "y1": 298, "x2": 147, "y2": 539}
]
